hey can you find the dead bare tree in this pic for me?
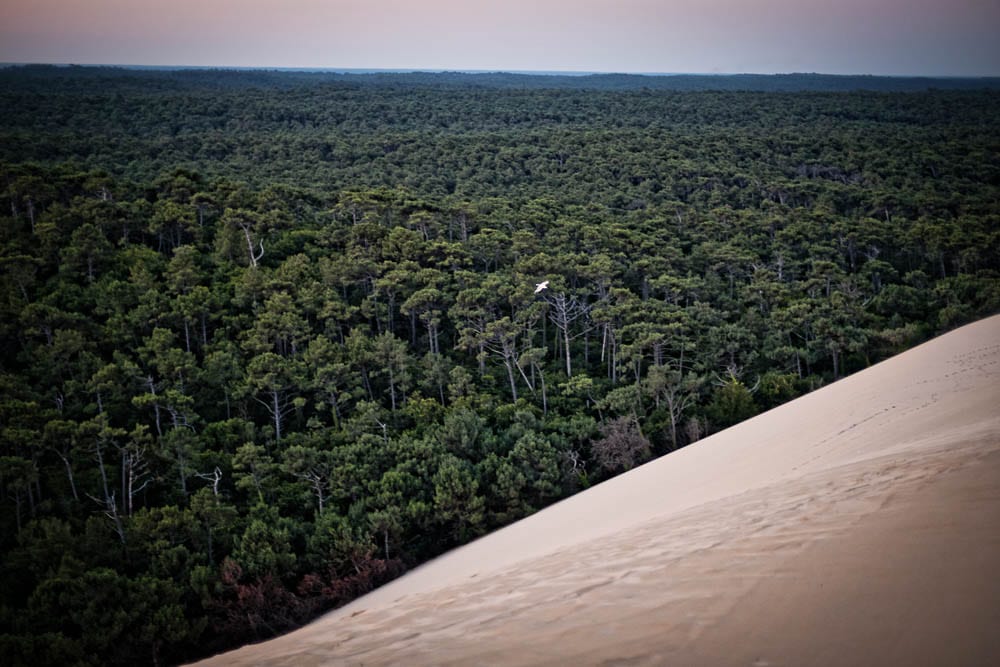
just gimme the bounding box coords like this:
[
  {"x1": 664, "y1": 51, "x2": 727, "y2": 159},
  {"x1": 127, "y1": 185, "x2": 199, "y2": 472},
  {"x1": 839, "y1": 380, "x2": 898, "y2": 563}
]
[
  {"x1": 195, "y1": 466, "x2": 223, "y2": 497},
  {"x1": 591, "y1": 416, "x2": 651, "y2": 475},
  {"x1": 545, "y1": 291, "x2": 591, "y2": 378}
]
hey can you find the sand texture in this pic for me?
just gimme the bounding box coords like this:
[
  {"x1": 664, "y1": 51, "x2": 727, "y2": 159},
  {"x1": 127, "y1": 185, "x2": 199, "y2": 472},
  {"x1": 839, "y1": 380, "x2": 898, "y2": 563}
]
[{"x1": 195, "y1": 315, "x2": 1000, "y2": 666}]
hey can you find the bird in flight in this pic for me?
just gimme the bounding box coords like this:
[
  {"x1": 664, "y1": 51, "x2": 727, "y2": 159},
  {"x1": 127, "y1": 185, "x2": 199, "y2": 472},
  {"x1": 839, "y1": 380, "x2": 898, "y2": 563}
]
[{"x1": 534, "y1": 280, "x2": 549, "y2": 294}]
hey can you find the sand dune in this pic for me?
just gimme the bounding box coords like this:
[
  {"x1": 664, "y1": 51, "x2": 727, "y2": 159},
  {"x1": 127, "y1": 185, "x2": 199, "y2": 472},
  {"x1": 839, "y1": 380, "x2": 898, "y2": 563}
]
[{"x1": 195, "y1": 315, "x2": 1000, "y2": 666}]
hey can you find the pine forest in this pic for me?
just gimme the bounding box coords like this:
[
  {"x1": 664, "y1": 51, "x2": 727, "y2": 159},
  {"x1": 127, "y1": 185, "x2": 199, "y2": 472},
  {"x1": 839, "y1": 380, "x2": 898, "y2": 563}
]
[{"x1": 1, "y1": 66, "x2": 999, "y2": 665}]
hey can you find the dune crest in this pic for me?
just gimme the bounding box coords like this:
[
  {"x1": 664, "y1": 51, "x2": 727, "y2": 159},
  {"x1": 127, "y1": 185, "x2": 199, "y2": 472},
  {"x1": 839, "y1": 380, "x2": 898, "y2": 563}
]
[{"x1": 195, "y1": 315, "x2": 1000, "y2": 666}]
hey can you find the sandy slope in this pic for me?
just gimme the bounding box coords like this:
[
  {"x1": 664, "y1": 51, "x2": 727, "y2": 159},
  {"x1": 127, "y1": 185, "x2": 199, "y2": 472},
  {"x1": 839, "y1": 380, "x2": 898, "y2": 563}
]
[{"x1": 195, "y1": 315, "x2": 1000, "y2": 666}]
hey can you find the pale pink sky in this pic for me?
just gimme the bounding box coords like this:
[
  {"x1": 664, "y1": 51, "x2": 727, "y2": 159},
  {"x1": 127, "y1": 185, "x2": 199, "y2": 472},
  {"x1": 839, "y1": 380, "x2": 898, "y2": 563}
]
[{"x1": 1, "y1": 0, "x2": 998, "y2": 75}]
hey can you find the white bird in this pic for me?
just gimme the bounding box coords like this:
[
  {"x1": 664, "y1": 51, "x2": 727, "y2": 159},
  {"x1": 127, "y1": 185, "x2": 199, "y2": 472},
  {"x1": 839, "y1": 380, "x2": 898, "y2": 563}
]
[{"x1": 534, "y1": 280, "x2": 549, "y2": 294}]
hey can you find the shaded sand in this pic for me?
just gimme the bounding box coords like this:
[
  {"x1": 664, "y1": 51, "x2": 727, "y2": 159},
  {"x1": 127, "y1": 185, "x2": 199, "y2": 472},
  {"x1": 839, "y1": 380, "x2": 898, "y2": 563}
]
[{"x1": 195, "y1": 315, "x2": 1000, "y2": 666}]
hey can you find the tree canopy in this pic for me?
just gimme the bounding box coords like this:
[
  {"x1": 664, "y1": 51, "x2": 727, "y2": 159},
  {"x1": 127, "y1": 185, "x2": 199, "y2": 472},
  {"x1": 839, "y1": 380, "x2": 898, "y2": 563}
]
[{"x1": 1, "y1": 67, "x2": 998, "y2": 666}]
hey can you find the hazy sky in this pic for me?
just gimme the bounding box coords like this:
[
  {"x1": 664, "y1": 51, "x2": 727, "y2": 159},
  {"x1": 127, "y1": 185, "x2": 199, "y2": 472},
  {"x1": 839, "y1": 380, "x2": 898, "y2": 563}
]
[{"x1": 1, "y1": 0, "x2": 998, "y2": 76}]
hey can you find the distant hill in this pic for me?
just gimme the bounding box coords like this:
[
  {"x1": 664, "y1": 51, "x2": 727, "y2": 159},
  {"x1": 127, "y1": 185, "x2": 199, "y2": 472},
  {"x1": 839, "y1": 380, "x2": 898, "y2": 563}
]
[{"x1": 3, "y1": 64, "x2": 999, "y2": 92}]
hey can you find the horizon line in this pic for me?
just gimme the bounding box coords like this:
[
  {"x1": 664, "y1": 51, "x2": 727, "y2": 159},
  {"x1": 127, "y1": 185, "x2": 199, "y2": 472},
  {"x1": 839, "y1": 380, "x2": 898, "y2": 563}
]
[{"x1": 2, "y1": 62, "x2": 998, "y2": 80}]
